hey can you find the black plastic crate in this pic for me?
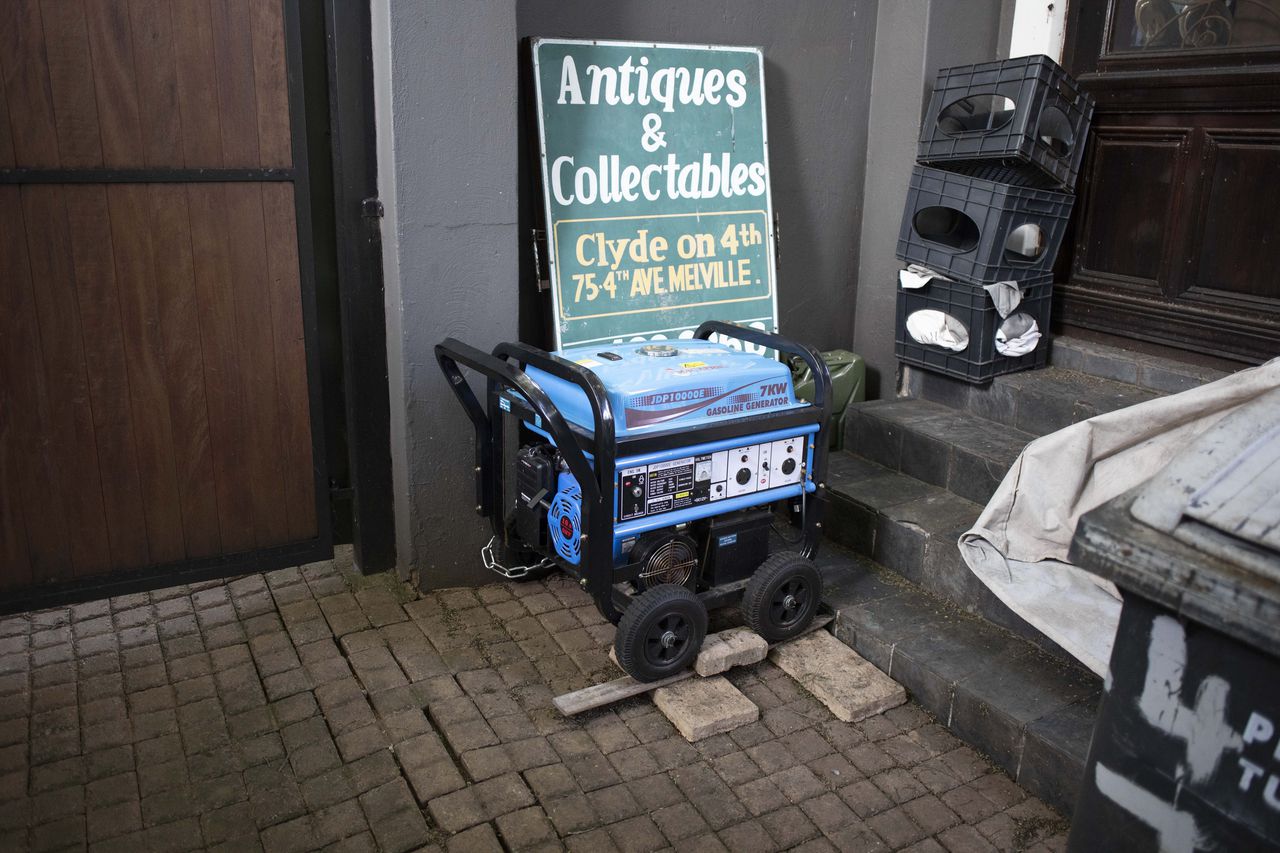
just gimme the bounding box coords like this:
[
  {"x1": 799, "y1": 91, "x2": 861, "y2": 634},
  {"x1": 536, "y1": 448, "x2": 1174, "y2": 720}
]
[
  {"x1": 896, "y1": 165, "x2": 1073, "y2": 283},
  {"x1": 894, "y1": 274, "x2": 1052, "y2": 384},
  {"x1": 918, "y1": 54, "x2": 1094, "y2": 191}
]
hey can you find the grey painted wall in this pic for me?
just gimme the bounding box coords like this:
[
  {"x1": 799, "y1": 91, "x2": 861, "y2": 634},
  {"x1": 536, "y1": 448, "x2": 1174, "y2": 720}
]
[
  {"x1": 517, "y1": 0, "x2": 879, "y2": 353},
  {"x1": 375, "y1": 0, "x2": 522, "y2": 588},
  {"x1": 374, "y1": 0, "x2": 1006, "y2": 587},
  {"x1": 851, "y1": 0, "x2": 1011, "y2": 399}
]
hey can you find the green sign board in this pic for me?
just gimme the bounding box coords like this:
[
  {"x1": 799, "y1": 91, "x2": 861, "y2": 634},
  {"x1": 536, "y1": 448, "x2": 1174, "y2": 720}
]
[{"x1": 532, "y1": 39, "x2": 778, "y2": 351}]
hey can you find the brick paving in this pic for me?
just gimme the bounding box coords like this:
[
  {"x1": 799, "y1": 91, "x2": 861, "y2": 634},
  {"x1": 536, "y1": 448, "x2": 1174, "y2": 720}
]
[{"x1": 0, "y1": 550, "x2": 1070, "y2": 851}]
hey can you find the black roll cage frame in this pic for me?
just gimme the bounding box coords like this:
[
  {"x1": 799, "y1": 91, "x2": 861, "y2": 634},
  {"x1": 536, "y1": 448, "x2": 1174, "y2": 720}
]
[{"x1": 434, "y1": 321, "x2": 833, "y2": 624}]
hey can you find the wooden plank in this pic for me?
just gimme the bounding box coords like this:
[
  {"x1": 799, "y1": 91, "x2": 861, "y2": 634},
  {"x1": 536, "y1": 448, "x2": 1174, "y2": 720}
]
[
  {"x1": 170, "y1": 0, "x2": 222, "y2": 166},
  {"x1": 185, "y1": 183, "x2": 255, "y2": 551},
  {"x1": 147, "y1": 183, "x2": 222, "y2": 558},
  {"x1": 0, "y1": 51, "x2": 15, "y2": 168},
  {"x1": 0, "y1": 1, "x2": 61, "y2": 167},
  {"x1": 261, "y1": 182, "x2": 316, "y2": 540},
  {"x1": 225, "y1": 182, "x2": 289, "y2": 546},
  {"x1": 0, "y1": 187, "x2": 66, "y2": 588},
  {"x1": 20, "y1": 185, "x2": 112, "y2": 577},
  {"x1": 249, "y1": 0, "x2": 290, "y2": 167},
  {"x1": 127, "y1": 0, "x2": 183, "y2": 167},
  {"x1": 40, "y1": 0, "x2": 104, "y2": 167},
  {"x1": 553, "y1": 614, "x2": 835, "y2": 716},
  {"x1": 84, "y1": 0, "x2": 144, "y2": 167},
  {"x1": 63, "y1": 184, "x2": 150, "y2": 570},
  {"x1": 209, "y1": 0, "x2": 259, "y2": 166},
  {"x1": 108, "y1": 184, "x2": 186, "y2": 563}
]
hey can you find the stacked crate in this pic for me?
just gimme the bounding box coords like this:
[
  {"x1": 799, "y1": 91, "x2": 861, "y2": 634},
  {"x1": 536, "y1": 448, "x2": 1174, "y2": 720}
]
[{"x1": 894, "y1": 55, "x2": 1094, "y2": 383}]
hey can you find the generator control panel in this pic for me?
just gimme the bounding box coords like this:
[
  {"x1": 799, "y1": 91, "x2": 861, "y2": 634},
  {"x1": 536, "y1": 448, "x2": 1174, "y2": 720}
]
[{"x1": 618, "y1": 435, "x2": 807, "y2": 522}]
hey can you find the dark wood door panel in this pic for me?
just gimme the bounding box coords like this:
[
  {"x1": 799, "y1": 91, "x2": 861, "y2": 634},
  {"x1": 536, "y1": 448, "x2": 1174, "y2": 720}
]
[
  {"x1": 0, "y1": 0, "x2": 291, "y2": 171},
  {"x1": 1192, "y1": 129, "x2": 1280, "y2": 301},
  {"x1": 0, "y1": 182, "x2": 317, "y2": 591},
  {"x1": 0, "y1": 0, "x2": 330, "y2": 602},
  {"x1": 1074, "y1": 127, "x2": 1191, "y2": 289}
]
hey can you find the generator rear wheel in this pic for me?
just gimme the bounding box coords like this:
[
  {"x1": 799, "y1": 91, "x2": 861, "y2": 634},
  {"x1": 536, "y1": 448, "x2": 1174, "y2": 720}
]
[
  {"x1": 614, "y1": 584, "x2": 707, "y2": 682},
  {"x1": 742, "y1": 553, "x2": 821, "y2": 642}
]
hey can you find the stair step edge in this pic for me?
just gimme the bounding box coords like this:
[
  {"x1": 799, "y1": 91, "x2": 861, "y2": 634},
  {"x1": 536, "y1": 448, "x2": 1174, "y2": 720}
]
[{"x1": 820, "y1": 552, "x2": 1098, "y2": 818}]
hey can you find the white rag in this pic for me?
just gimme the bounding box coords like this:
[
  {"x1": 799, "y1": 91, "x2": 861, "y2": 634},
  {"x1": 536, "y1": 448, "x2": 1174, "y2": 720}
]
[
  {"x1": 905, "y1": 309, "x2": 969, "y2": 352},
  {"x1": 898, "y1": 265, "x2": 953, "y2": 289},
  {"x1": 994, "y1": 313, "x2": 1041, "y2": 356},
  {"x1": 959, "y1": 357, "x2": 1280, "y2": 676},
  {"x1": 982, "y1": 281, "x2": 1022, "y2": 318}
]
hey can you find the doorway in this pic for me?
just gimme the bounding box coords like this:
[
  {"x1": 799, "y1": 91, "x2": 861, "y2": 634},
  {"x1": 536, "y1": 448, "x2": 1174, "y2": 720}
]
[{"x1": 1057, "y1": 0, "x2": 1280, "y2": 364}]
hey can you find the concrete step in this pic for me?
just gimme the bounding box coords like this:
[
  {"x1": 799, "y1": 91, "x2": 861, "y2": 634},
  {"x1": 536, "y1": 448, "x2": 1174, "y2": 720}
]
[
  {"x1": 814, "y1": 545, "x2": 1100, "y2": 818},
  {"x1": 844, "y1": 398, "x2": 1034, "y2": 505},
  {"x1": 1049, "y1": 335, "x2": 1229, "y2": 395},
  {"x1": 823, "y1": 451, "x2": 1073, "y2": 662},
  {"x1": 905, "y1": 364, "x2": 1163, "y2": 437}
]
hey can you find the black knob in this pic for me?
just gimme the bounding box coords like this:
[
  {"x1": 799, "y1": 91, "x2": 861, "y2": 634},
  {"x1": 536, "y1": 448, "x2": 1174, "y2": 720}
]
[
  {"x1": 782, "y1": 458, "x2": 796, "y2": 475},
  {"x1": 735, "y1": 468, "x2": 751, "y2": 485},
  {"x1": 740, "y1": 454, "x2": 749, "y2": 463}
]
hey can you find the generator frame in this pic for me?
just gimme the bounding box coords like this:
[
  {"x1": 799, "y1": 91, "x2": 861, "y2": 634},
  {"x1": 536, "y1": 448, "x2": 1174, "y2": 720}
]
[{"x1": 434, "y1": 321, "x2": 833, "y2": 626}]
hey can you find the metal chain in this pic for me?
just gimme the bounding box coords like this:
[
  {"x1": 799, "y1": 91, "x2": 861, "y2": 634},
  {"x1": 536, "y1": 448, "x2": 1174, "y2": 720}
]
[{"x1": 480, "y1": 536, "x2": 554, "y2": 580}]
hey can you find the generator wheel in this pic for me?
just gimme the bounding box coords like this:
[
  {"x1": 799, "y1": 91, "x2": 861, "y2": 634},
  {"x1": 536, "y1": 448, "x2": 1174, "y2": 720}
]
[
  {"x1": 614, "y1": 584, "x2": 707, "y2": 682},
  {"x1": 742, "y1": 553, "x2": 821, "y2": 642}
]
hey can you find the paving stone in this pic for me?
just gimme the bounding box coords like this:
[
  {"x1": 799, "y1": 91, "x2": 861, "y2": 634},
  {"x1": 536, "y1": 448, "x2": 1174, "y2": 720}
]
[
  {"x1": 653, "y1": 676, "x2": 758, "y2": 742},
  {"x1": 692, "y1": 627, "x2": 769, "y2": 677},
  {"x1": 494, "y1": 804, "x2": 556, "y2": 849},
  {"x1": 358, "y1": 779, "x2": 431, "y2": 852},
  {"x1": 760, "y1": 803, "x2": 820, "y2": 848},
  {"x1": 770, "y1": 630, "x2": 907, "y2": 723},
  {"x1": 446, "y1": 821, "x2": 503, "y2": 852},
  {"x1": 606, "y1": 813, "x2": 667, "y2": 853},
  {"x1": 0, "y1": 554, "x2": 1074, "y2": 851}
]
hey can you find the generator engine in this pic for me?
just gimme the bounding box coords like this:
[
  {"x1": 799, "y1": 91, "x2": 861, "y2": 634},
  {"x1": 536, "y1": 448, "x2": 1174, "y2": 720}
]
[{"x1": 437, "y1": 321, "x2": 832, "y2": 683}]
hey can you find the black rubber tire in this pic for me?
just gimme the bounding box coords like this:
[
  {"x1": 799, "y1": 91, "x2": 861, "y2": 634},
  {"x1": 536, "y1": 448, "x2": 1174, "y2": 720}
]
[
  {"x1": 741, "y1": 553, "x2": 822, "y2": 642},
  {"x1": 614, "y1": 584, "x2": 708, "y2": 682}
]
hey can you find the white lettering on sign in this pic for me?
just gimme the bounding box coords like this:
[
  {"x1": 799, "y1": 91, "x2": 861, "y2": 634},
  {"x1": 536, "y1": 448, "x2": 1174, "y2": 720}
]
[
  {"x1": 557, "y1": 55, "x2": 747, "y2": 112},
  {"x1": 550, "y1": 154, "x2": 766, "y2": 207}
]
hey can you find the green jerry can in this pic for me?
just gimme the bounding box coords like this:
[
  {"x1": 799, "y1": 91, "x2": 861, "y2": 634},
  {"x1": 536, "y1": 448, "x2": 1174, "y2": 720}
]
[{"x1": 791, "y1": 349, "x2": 865, "y2": 450}]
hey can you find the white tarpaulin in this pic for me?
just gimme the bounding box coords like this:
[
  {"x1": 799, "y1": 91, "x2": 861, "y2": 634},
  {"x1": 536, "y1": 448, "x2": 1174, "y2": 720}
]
[{"x1": 959, "y1": 357, "x2": 1280, "y2": 677}]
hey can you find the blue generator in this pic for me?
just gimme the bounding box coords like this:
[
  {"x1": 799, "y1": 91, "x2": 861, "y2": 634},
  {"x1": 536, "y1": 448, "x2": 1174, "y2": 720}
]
[{"x1": 435, "y1": 321, "x2": 832, "y2": 682}]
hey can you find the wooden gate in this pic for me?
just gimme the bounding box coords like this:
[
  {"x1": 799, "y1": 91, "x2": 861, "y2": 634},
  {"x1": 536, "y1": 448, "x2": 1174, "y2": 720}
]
[{"x1": 0, "y1": 0, "x2": 330, "y2": 607}]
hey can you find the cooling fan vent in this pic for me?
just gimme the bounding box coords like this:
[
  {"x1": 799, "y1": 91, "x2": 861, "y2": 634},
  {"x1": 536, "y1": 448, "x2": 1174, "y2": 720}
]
[
  {"x1": 635, "y1": 533, "x2": 698, "y2": 589},
  {"x1": 547, "y1": 473, "x2": 582, "y2": 565}
]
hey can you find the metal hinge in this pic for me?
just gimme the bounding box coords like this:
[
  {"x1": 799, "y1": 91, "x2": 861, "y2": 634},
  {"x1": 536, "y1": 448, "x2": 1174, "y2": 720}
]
[{"x1": 362, "y1": 197, "x2": 384, "y2": 218}]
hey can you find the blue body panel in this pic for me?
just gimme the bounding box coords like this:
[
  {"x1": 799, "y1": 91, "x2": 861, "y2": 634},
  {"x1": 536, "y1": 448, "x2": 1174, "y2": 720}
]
[
  {"x1": 520, "y1": 340, "x2": 805, "y2": 437},
  {"x1": 509, "y1": 339, "x2": 821, "y2": 570}
]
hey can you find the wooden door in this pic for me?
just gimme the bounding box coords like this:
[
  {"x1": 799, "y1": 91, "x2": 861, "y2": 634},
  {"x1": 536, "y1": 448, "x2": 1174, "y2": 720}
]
[
  {"x1": 1058, "y1": 0, "x2": 1280, "y2": 363},
  {"x1": 0, "y1": 0, "x2": 328, "y2": 604}
]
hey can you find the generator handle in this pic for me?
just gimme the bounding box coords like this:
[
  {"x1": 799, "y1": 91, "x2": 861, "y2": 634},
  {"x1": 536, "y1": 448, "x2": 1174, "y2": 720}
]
[
  {"x1": 693, "y1": 321, "x2": 833, "y2": 423},
  {"x1": 694, "y1": 321, "x2": 832, "y2": 561},
  {"x1": 434, "y1": 339, "x2": 603, "y2": 521},
  {"x1": 491, "y1": 342, "x2": 616, "y2": 488}
]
